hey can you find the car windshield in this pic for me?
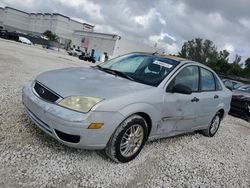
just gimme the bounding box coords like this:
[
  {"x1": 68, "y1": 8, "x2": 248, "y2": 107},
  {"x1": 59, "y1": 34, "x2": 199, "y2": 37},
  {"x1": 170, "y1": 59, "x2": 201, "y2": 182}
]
[
  {"x1": 236, "y1": 85, "x2": 250, "y2": 93},
  {"x1": 98, "y1": 53, "x2": 179, "y2": 86}
]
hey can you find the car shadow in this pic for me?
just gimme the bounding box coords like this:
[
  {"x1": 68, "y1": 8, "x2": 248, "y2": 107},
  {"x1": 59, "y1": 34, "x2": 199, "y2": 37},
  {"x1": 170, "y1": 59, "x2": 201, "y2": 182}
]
[{"x1": 229, "y1": 113, "x2": 250, "y2": 123}]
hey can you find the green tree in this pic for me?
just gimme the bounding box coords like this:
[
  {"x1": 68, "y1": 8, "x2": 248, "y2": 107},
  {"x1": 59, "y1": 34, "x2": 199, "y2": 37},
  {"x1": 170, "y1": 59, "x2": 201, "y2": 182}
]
[
  {"x1": 244, "y1": 57, "x2": 250, "y2": 78},
  {"x1": 178, "y1": 38, "x2": 218, "y2": 65},
  {"x1": 178, "y1": 38, "x2": 247, "y2": 78},
  {"x1": 219, "y1": 50, "x2": 230, "y2": 61},
  {"x1": 245, "y1": 58, "x2": 250, "y2": 68},
  {"x1": 42, "y1": 30, "x2": 59, "y2": 42},
  {"x1": 233, "y1": 54, "x2": 241, "y2": 65}
]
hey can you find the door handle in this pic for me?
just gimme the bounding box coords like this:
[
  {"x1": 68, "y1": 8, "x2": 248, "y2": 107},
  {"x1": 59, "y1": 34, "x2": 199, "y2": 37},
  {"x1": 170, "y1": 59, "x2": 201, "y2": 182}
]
[
  {"x1": 191, "y1": 97, "x2": 199, "y2": 102},
  {"x1": 214, "y1": 95, "x2": 219, "y2": 99}
]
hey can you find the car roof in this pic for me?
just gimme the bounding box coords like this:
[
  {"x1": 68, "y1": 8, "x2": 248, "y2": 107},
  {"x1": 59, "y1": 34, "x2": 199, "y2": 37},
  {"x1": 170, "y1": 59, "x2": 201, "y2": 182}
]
[
  {"x1": 223, "y1": 79, "x2": 243, "y2": 84},
  {"x1": 132, "y1": 52, "x2": 189, "y2": 62},
  {"x1": 158, "y1": 54, "x2": 188, "y2": 62},
  {"x1": 131, "y1": 52, "x2": 215, "y2": 69},
  {"x1": 239, "y1": 84, "x2": 250, "y2": 87}
]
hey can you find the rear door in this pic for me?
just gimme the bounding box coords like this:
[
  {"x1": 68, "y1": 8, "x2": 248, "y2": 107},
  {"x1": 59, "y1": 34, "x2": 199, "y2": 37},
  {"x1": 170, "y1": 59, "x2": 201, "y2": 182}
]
[{"x1": 195, "y1": 67, "x2": 220, "y2": 127}]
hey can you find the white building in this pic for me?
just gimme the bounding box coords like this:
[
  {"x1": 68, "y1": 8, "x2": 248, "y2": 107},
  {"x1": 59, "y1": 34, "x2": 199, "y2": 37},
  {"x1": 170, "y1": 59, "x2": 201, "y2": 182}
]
[
  {"x1": 0, "y1": 6, "x2": 161, "y2": 56},
  {"x1": 0, "y1": 7, "x2": 94, "y2": 44},
  {"x1": 72, "y1": 31, "x2": 158, "y2": 58}
]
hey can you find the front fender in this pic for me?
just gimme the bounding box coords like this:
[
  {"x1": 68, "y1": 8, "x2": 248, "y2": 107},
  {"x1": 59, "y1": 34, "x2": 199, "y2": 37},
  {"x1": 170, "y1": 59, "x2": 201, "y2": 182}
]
[{"x1": 119, "y1": 102, "x2": 162, "y2": 137}]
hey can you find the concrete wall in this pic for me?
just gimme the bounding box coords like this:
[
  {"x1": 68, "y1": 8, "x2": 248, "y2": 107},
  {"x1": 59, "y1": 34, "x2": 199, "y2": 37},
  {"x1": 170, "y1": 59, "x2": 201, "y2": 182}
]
[
  {"x1": 3, "y1": 7, "x2": 30, "y2": 32},
  {"x1": 72, "y1": 31, "x2": 158, "y2": 59},
  {"x1": 72, "y1": 31, "x2": 118, "y2": 55},
  {"x1": 0, "y1": 7, "x2": 94, "y2": 43},
  {"x1": 113, "y1": 37, "x2": 156, "y2": 57},
  {"x1": 0, "y1": 8, "x2": 4, "y2": 28}
]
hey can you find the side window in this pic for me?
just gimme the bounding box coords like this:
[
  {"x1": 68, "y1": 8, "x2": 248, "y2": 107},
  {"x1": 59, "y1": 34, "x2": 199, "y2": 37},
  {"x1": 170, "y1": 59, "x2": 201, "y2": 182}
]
[
  {"x1": 167, "y1": 66, "x2": 199, "y2": 92},
  {"x1": 215, "y1": 76, "x2": 223, "y2": 91},
  {"x1": 200, "y1": 68, "x2": 215, "y2": 91}
]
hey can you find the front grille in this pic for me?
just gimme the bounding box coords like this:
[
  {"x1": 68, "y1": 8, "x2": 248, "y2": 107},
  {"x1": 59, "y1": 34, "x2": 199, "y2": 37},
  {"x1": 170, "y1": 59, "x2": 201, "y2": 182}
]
[{"x1": 34, "y1": 82, "x2": 60, "y2": 102}]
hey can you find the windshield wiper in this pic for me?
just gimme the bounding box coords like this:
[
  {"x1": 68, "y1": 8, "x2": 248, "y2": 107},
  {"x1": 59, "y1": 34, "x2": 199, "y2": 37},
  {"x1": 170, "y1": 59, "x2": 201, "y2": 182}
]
[
  {"x1": 109, "y1": 69, "x2": 135, "y2": 81},
  {"x1": 95, "y1": 66, "x2": 134, "y2": 81}
]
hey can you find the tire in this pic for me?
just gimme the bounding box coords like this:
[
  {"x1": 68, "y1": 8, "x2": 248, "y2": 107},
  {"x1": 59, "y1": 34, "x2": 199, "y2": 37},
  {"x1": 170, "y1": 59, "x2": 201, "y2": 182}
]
[
  {"x1": 201, "y1": 112, "x2": 221, "y2": 137},
  {"x1": 105, "y1": 114, "x2": 148, "y2": 163}
]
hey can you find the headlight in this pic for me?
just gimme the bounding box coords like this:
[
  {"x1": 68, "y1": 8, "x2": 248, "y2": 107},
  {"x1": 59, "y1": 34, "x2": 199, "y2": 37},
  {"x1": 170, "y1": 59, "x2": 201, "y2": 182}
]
[{"x1": 58, "y1": 96, "x2": 103, "y2": 113}]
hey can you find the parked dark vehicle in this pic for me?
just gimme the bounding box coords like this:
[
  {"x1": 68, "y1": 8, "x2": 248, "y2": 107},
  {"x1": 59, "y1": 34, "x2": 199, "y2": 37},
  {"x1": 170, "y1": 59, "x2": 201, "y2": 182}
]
[
  {"x1": 79, "y1": 50, "x2": 96, "y2": 63},
  {"x1": 229, "y1": 85, "x2": 250, "y2": 121},
  {"x1": 0, "y1": 30, "x2": 19, "y2": 41},
  {"x1": 222, "y1": 79, "x2": 244, "y2": 90}
]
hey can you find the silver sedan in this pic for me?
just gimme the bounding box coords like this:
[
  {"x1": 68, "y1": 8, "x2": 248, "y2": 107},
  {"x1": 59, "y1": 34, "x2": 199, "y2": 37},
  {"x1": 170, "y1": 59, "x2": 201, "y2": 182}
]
[{"x1": 22, "y1": 53, "x2": 232, "y2": 163}]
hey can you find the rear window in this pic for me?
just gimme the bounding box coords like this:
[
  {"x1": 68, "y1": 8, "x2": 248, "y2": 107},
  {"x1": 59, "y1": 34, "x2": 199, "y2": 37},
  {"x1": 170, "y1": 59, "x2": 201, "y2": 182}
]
[
  {"x1": 215, "y1": 76, "x2": 223, "y2": 91},
  {"x1": 200, "y1": 68, "x2": 216, "y2": 91}
]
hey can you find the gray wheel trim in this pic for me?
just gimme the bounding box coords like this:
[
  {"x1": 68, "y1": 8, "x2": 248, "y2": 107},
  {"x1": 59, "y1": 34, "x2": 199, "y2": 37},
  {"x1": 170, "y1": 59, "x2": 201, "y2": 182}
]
[
  {"x1": 210, "y1": 114, "x2": 221, "y2": 135},
  {"x1": 105, "y1": 115, "x2": 147, "y2": 163},
  {"x1": 120, "y1": 124, "x2": 144, "y2": 158}
]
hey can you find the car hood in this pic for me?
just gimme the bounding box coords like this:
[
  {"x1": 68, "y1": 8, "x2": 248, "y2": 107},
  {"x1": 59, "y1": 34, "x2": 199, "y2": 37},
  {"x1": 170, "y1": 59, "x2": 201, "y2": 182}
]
[{"x1": 36, "y1": 67, "x2": 152, "y2": 99}]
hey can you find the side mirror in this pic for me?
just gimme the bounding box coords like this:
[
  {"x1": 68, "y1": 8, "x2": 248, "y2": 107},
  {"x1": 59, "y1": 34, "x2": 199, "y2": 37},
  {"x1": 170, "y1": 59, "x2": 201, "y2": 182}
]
[{"x1": 172, "y1": 84, "x2": 192, "y2": 95}]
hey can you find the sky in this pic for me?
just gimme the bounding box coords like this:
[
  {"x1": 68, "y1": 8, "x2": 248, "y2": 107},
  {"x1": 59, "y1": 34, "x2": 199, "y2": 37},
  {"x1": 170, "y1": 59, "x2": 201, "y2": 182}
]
[{"x1": 1, "y1": 0, "x2": 250, "y2": 62}]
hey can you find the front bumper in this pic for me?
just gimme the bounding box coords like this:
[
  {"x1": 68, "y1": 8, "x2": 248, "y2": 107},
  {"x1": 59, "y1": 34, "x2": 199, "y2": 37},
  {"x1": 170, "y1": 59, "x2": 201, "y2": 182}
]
[{"x1": 22, "y1": 83, "x2": 125, "y2": 149}]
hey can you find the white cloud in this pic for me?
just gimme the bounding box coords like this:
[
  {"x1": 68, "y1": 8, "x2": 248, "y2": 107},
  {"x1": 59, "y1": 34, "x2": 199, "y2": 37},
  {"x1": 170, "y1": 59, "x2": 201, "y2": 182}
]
[
  {"x1": 223, "y1": 43, "x2": 234, "y2": 53},
  {"x1": 149, "y1": 32, "x2": 176, "y2": 43},
  {"x1": 57, "y1": 0, "x2": 104, "y2": 23},
  {"x1": 149, "y1": 32, "x2": 178, "y2": 54},
  {"x1": 239, "y1": 18, "x2": 250, "y2": 29},
  {"x1": 134, "y1": 8, "x2": 166, "y2": 28},
  {"x1": 207, "y1": 13, "x2": 224, "y2": 27}
]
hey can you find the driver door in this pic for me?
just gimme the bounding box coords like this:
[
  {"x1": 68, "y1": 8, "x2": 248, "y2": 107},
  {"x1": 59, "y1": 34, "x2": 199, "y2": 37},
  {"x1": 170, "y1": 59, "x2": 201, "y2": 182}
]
[{"x1": 159, "y1": 65, "x2": 201, "y2": 134}]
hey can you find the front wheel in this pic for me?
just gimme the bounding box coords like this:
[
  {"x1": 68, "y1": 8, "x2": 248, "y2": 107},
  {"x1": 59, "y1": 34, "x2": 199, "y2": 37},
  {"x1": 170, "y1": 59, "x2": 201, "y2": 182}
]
[
  {"x1": 105, "y1": 115, "x2": 148, "y2": 163},
  {"x1": 201, "y1": 112, "x2": 221, "y2": 137}
]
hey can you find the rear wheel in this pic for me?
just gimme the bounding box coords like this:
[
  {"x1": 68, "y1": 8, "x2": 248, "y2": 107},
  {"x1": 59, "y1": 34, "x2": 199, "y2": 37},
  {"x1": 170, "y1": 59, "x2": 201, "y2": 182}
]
[
  {"x1": 105, "y1": 115, "x2": 148, "y2": 163},
  {"x1": 201, "y1": 112, "x2": 221, "y2": 137}
]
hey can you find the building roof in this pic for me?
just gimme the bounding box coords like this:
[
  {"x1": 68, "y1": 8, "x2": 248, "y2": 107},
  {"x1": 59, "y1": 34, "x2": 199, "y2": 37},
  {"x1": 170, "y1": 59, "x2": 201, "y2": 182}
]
[
  {"x1": 131, "y1": 52, "x2": 188, "y2": 62},
  {"x1": 70, "y1": 19, "x2": 94, "y2": 27},
  {"x1": 74, "y1": 30, "x2": 119, "y2": 37},
  {"x1": 5, "y1": 6, "x2": 28, "y2": 14},
  {"x1": 53, "y1": 13, "x2": 70, "y2": 20}
]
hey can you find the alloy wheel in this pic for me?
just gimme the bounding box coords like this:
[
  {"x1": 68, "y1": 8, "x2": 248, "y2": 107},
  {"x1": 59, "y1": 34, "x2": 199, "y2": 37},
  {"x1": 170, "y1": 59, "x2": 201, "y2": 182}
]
[{"x1": 120, "y1": 124, "x2": 144, "y2": 158}]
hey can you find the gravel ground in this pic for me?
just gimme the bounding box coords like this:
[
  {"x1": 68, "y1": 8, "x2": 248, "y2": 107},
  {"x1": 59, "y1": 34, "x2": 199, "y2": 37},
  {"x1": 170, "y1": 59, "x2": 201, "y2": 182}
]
[{"x1": 0, "y1": 39, "x2": 249, "y2": 188}]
